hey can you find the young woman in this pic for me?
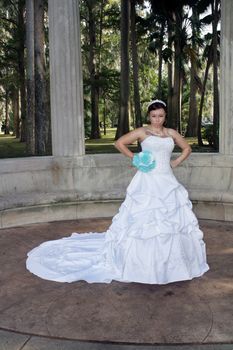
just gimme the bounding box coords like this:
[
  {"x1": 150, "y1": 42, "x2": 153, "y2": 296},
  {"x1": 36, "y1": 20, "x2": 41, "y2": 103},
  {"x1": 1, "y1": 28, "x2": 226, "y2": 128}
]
[
  {"x1": 26, "y1": 100, "x2": 209, "y2": 284},
  {"x1": 114, "y1": 100, "x2": 192, "y2": 169}
]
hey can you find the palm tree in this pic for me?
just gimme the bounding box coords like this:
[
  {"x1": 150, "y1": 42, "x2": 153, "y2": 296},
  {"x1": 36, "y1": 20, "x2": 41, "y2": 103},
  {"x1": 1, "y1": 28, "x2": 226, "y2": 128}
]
[
  {"x1": 185, "y1": 5, "x2": 203, "y2": 137},
  {"x1": 196, "y1": 0, "x2": 220, "y2": 147},
  {"x1": 148, "y1": 13, "x2": 166, "y2": 100},
  {"x1": 115, "y1": 0, "x2": 130, "y2": 139},
  {"x1": 197, "y1": 36, "x2": 213, "y2": 146},
  {"x1": 86, "y1": 0, "x2": 101, "y2": 139},
  {"x1": 17, "y1": 0, "x2": 27, "y2": 142},
  {"x1": 130, "y1": 0, "x2": 142, "y2": 129},
  {"x1": 34, "y1": 0, "x2": 51, "y2": 155},
  {"x1": 25, "y1": 0, "x2": 35, "y2": 155},
  {"x1": 149, "y1": 0, "x2": 200, "y2": 131},
  {"x1": 211, "y1": 0, "x2": 220, "y2": 150}
]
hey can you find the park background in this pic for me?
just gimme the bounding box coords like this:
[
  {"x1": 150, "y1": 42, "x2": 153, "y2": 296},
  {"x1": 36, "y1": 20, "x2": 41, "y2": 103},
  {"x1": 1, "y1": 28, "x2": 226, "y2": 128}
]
[{"x1": 0, "y1": 0, "x2": 220, "y2": 158}]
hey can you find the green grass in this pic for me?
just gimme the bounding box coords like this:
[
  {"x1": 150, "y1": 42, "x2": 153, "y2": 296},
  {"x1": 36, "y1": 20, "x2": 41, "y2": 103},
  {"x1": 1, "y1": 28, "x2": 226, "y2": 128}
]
[
  {"x1": 85, "y1": 128, "x2": 215, "y2": 153},
  {"x1": 0, "y1": 129, "x2": 216, "y2": 159},
  {"x1": 0, "y1": 134, "x2": 27, "y2": 158},
  {"x1": 85, "y1": 128, "x2": 137, "y2": 153}
]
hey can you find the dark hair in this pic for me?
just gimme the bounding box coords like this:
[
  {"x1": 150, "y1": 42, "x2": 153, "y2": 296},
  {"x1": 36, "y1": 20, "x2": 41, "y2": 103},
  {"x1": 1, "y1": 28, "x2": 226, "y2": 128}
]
[{"x1": 147, "y1": 101, "x2": 167, "y2": 114}]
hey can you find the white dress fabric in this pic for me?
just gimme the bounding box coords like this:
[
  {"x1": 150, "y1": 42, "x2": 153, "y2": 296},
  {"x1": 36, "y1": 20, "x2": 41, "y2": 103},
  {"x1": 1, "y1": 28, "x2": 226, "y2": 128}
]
[{"x1": 26, "y1": 135, "x2": 210, "y2": 284}]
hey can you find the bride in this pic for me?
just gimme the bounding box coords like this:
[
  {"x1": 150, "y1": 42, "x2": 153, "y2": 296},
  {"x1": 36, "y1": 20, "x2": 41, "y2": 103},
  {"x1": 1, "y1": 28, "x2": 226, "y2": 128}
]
[{"x1": 26, "y1": 99, "x2": 210, "y2": 284}]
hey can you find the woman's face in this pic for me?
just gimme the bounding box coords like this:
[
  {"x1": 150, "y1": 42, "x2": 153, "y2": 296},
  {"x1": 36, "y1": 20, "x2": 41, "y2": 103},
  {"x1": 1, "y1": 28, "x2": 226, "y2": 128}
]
[{"x1": 149, "y1": 108, "x2": 166, "y2": 127}]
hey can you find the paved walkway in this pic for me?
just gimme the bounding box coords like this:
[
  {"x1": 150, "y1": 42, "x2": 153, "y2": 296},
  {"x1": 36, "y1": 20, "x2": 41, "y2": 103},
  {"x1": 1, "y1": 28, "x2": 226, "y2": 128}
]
[{"x1": 0, "y1": 218, "x2": 233, "y2": 349}]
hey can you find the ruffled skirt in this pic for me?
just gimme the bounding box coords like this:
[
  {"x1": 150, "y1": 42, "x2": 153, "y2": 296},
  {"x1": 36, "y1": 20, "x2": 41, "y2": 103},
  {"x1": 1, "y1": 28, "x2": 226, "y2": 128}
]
[{"x1": 26, "y1": 170, "x2": 210, "y2": 284}]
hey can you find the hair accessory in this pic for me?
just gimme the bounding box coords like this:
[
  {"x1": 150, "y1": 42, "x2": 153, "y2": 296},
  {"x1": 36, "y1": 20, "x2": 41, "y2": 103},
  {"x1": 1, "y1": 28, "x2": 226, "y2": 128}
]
[{"x1": 147, "y1": 99, "x2": 166, "y2": 109}]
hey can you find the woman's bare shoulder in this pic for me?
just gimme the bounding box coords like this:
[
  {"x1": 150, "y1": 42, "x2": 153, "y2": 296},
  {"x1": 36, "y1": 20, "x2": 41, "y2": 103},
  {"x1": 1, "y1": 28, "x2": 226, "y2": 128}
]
[
  {"x1": 135, "y1": 126, "x2": 146, "y2": 131},
  {"x1": 165, "y1": 128, "x2": 180, "y2": 138},
  {"x1": 132, "y1": 127, "x2": 147, "y2": 135},
  {"x1": 137, "y1": 127, "x2": 148, "y2": 138},
  {"x1": 127, "y1": 127, "x2": 147, "y2": 142},
  {"x1": 115, "y1": 127, "x2": 146, "y2": 144}
]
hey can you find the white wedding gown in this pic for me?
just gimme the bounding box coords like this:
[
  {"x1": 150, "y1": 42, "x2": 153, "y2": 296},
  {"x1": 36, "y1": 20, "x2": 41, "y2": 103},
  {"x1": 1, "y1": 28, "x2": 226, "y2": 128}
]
[{"x1": 26, "y1": 135, "x2": 210, "y2": 284}]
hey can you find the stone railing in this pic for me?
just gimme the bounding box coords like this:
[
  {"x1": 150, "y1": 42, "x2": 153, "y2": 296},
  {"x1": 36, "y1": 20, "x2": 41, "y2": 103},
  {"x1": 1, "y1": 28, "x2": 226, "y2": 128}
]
[{"x1": 0, "y1": 152, "x2": 232, "y2": 228}]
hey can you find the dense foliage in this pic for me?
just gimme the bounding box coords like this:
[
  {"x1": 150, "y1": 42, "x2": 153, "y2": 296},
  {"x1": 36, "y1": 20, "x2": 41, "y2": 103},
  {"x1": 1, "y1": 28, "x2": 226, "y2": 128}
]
[{"x1": 0, "y1": 0, "x2": 221, "y2": 158}]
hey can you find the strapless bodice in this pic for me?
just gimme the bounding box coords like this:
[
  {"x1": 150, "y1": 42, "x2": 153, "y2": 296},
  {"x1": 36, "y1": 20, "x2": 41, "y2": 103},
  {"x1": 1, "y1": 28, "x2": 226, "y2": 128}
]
[{"x1": 140, "y1": 135, "x2": 175, "y2": 173}]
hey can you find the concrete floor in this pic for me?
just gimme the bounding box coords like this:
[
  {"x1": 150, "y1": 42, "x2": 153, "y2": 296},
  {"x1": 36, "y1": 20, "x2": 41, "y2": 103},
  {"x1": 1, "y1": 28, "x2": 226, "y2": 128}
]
[{"x1": 0, "y1": 218, "x2": 233, "y2": 350}]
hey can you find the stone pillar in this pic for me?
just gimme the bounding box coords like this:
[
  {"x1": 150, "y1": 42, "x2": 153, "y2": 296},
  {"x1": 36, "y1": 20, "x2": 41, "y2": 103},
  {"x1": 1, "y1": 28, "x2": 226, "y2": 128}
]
[
  {"x1": 48, "y1": 0, "x2": 85, "y2": 156},
  {"x1": 219, "y1": 0, "x2": 233, "y2": 155}
]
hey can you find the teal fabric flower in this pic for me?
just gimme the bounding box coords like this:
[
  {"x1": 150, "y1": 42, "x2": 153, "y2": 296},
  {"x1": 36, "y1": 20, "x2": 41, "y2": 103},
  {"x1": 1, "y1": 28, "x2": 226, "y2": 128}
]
[{"x1": 132, "y1": 150, "x2": 156, "y2": 173}]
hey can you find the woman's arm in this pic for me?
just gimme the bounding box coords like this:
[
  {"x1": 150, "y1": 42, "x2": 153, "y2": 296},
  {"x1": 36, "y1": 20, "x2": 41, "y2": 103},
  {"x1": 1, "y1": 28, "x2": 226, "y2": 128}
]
[
  {"x1": 114, "y1": 128, "x2": 144, "y2": 159},
  {"x1": 168, "y1": 129, "x2": 192, "y2": 168}
]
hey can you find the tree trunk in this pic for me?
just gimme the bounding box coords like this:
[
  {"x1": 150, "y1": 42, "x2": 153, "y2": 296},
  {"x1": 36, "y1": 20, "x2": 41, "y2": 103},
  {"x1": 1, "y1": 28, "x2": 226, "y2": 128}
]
[
  {"x1": 172, "y1": 11, "x2": 182, "y2": 132},
  {"x1": 186, "y1": 61, "x2": 198, "y2": 136},
  {"x1": 130, "y1": 0, "x2": 142, "y2": 129},
  {"x1": 12, "y1": 89, "x2": 20, "y2": 138},
  {"x1": 197, "y1": 45, "x2": 212, "y2": 146},
  {"x1": 115, "y1": 0, "x2": 130, "y2": 139},
  {"x1": 179, "y1": 75, "x2": 183, "y2": 135},
  {"x1": 18, "y1": 0, "x2": 26, "y2": 142},
  {"x1": 157, "y1": 21, "x2": 165, "y2": 99},
  {"x1": 26, "y1": 0, "x2": 35, "y2": 155},
  {"x1": 34, "y1": 0, "x2": 51, "y2": 155},
  {"x1": 212, "y1": 0, "x2": 220, "y2": 150},
  {"x1": 87, "y1": 0, "x2": 101, "y2": 139},
  {"x1": 186, "y1": 8, "x2": 199, "y2": 137},
  {"x1": 103, "y1": 95, "x2": 106, "y2": 135},
  {"x1": 98, "y1": 0, "x2": 104, "y2": 72},
  {"x1": 5, "y1": 89, "x2": 10, "y2": 135},
  {"x1": 167, "y1": 22, "x2": 173, "y2": 128}
]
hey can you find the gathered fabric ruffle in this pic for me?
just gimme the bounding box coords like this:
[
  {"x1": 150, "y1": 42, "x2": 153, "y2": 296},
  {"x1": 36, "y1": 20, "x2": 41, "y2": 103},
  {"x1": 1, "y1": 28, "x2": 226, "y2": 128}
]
[
  {"x1": 101, "y1": 171, "x2": 209, "y2": 284},
  {"x1": 27, "y1": 169, "x2": 209, "y2": 284},
  {"x1": 26, "y1": 233, "x2": 114, "y2": 283}
]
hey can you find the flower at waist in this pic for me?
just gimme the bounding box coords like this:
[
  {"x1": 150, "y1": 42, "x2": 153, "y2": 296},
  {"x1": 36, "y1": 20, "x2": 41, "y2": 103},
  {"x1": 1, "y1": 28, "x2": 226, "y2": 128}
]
[{"x1": 132, "y1": 150, "x2": 156, "y2": 173}]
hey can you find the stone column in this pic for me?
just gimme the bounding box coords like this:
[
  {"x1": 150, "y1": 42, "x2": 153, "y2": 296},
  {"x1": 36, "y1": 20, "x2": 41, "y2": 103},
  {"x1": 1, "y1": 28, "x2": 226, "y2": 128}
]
[
  {"x1": 48, "y1": 0, "x2": 85, "y2": 156},
  {"x1": 219, "y1": 0, "x2": 233, "y2": 155}
]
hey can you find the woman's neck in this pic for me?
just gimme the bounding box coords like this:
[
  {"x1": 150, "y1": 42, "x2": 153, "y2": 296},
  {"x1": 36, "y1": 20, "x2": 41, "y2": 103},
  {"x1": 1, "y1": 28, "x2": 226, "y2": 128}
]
[{"x1": 147, "y1": 126, "x2": 164, "y2": 134}]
